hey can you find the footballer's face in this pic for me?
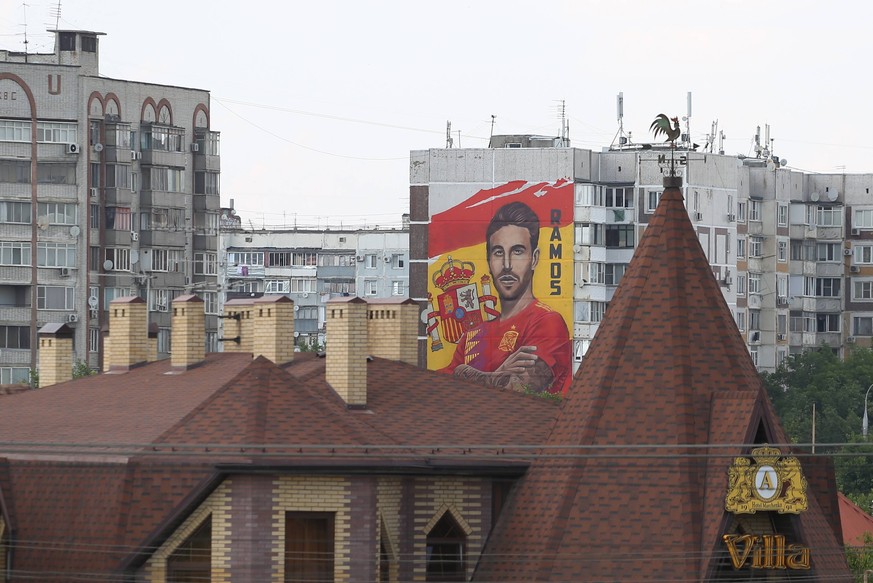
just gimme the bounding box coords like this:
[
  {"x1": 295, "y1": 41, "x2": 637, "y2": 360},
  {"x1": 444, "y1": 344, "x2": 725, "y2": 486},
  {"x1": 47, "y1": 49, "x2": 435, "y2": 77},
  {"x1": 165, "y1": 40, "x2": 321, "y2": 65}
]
[{"x1": 488, "y1": 225, "x2": 539, "y2": 302}]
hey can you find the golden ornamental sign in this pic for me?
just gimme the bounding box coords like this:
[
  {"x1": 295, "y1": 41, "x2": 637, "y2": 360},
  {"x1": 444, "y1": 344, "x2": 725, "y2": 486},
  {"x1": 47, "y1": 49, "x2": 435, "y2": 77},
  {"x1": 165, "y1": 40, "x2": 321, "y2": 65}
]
[{"x1": 725, "y1": 446, "x2": 808, "y2": 514}]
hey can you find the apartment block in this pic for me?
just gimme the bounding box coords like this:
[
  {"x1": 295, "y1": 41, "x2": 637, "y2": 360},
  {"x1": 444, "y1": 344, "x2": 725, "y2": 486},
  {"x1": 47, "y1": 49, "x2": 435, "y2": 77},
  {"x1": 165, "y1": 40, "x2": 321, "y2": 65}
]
[{"x1": 0, "y1": 29, "x2": 220, "y2": 379}]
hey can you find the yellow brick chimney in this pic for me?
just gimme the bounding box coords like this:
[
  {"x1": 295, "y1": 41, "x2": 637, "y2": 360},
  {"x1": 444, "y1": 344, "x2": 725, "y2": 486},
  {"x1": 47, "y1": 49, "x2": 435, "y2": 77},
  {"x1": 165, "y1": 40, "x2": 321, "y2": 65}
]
[
  {"x1": 171, "y1": 294, "x2": 205, "y2": 369},
  {"x1": 253, "y1": 295, "x2": 295, "y2": 365},
  {"x1": 107, "y1": 296, "x2": 149, "y2": 371},
  {"x1": 326, "y1": 297, "x2": 369, "y2": 407},
  {"x1": 37, "y1": 323, "x2": 74, "y2": 387},
  {"x1": 222, "y1": 298, "x2": 254, "y2": 353},
  {"x1": 366, "y1": 299, "x2": 419, "y2": 365}
]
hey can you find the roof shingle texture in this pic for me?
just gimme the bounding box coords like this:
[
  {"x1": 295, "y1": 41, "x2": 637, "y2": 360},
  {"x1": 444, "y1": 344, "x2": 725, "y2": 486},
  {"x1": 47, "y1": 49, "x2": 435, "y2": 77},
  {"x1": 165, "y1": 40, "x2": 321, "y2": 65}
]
[{"x1": 474, "y1": 181, "x2": 852, "y2": 581}]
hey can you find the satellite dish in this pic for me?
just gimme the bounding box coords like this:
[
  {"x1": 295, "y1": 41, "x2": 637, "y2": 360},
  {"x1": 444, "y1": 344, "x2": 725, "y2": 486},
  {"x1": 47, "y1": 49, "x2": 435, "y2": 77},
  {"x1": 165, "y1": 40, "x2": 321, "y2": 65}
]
[
  {"x1": 88, "y1": 295, "x2": 98, "y2": 309},
  {"x1": 103, "y1": 259, "x2": 113, "y2": 270},
  {"x1": 294, "y1": 331, "x2": 300, "y2": 338},
  {"x1": 36, "y1": 216, "x2": 49, "y2": 230},
  {"x1": 780, "y1": 158, "x2": 788, "y2": 167},
  {"x1": 827, "y1": 189, "x2": 838, "y2": 202},
  {"x1": 294, "y1": 305, "x2": 299, "y2": 311},
  {"x1": 766, "y1": 160, "x2": 776, "y2": 171},
  {"x1": 69, "y1": 225, "x2": 80, "y2": 237},
  {"x1": 810, "y1": 192, "x2": 820, "y2": 202},
  {"x1": 93, "y1": 143, "x2": 104, "y2": 152},
  {"x1": 130, "y1": 250, "x2": 139, "y2": 265}
]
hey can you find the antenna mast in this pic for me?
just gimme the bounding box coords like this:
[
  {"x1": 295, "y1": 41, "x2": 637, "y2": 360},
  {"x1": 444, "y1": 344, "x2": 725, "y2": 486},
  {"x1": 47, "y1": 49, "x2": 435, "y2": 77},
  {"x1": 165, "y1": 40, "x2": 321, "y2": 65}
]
[
  {"x1": 445, "y1": 121, "x2": 453, "y2": 149},
  {"x1": 681, "y1": 91, "x2": 692, "y2": 148},
  {"x1": 489, "y1": 115, "x2": 496, "y2": 144},
  {"x1": 21, "y1": 1, "x2": 29, "y2": 55},
  {"x1": 611, "y1": 91, "x2": 628, "y2": 149},
  {"x1": 51, "y1": 1, "x2": 62, "y2": 32},
  {"x1": 557, "y1": 99, "x2": 569, "y2": 146}
]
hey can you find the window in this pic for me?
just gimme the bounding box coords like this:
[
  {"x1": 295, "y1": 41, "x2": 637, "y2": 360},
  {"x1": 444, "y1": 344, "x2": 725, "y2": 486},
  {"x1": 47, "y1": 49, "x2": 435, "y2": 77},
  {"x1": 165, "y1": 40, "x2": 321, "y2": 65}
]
[
  {"x1": 200, "y1": 291, "x2": 218, "y2": 315},
  {"x1": 391, "y1": 254, "x2": 405, "y2": 269},
  {"x1": 749, "y1": 309, "x2": 761, "y2": 331},
  {"x1": 143, "y1": 167, "x2": 184, "y2": 192},
  {"x1": 365, "y1": 254, "x2": 377, "y2": 269},
  {"x1": 151, "y1": 249, "x2": 184, "y2": 272},
  {"x1": 750, "y1": 348, "x2": 758, "y2": 367},
  {"x1": 0, "y1": 326, "x2": 29, "y2": 349},
  {"x1": 815, "y1": 206, "x2": 840, "y2": 227},
  {"x1": 575, "y1": 301, "x2": 607, "y2": 323},
  {"x1": 748, "y1": 237, "x2": 763, "y2": 258},
  {"x1": 0, "y1": 201, "x2": 31, "y2": 223},
  {"x1": 0, "y1": 160, "x2": 31, "y2": 183},
  {"x1": 791, "y1": 313, "x2": 816, "y2": 333},
  {"x1": 292, "y1": 252, "x2": 317, "y2": 267},
  {"x1": 736, "y1": 274, "x2": 746, "y2": 296},
  {"x1": 166, "y1": 516, "x2": 211, "y2": 583},
  {"x1": 737, "y1": 201, "x2": 747, "y2": 222},
  {"x1": 854, "y1": 280, "x2": 873, "y2": 301},
  {"x1": 605, "y1": 263, "x2": 627, "y2": 286},
  {"x1": 104, "y1": 287, "x2": 134, "y2": 306},
  {"x1": 194, "y1": 131, "x2": 221, "y2": 156},
  {"x1": 157, "y1": 328, "x2": 171, "y2": 354},
  {"x1": 736, "y1": 310, "x2": 746, "y2": 332},
  {"x1": 605, "y1": 224, "x2": 634, "y2": 248},
  {"x1": 38, "y1": 243, "x2": 76, "y2": 267},
  {"x1": 141, "y1": 207, "x2": 186, "y2": 230},
  {"x1": 816, "y1": 242, "x2": 840, "y2": 262},
  {"x1": 59, "y1": 32, "x2": 75, "y2": 51},
  {"x1": 816, "y1": 313, "x2": 840, "y2": 333},
  {"x1": 90, "y1": 204, "x2": 100, "y2": 229},
  {"x1": 35, "y1": 121, "x2": 78, "y2": 144},
  {"x1": 0, "y1": 120, "x2": 32, "y2": 142},
  {"x1": 587, "y1": 262, "x2": 605, "y2": 285},
  {"x1": 37, "y1": 163, "x2": 76, "y2": 184},
  {"x1": 815, "y1": 277, "x2": 841, "y2": 297},
  {"x1": 141, "y1": 125, "x2": 185, "y2": 152},
  {"x1": 228, "y1": 252, "x2": 264, "y2": 267},
  {"x1": 265, "y1": 279, "x2": 290, "y2": 294},
  {"x1": 854, "y1": 316, "x2": 873, "y2": 336},
  {"x1": 578, "y1": 223, "x2": 604, "y2": 246},
  {"x1": 150, "y1": 289, "x2": 170, "y2": 312},
  {"x1": 777, "y1": 204, "x2": 788, "y2": 226},
  {"x1": 290, "y1": 278, "x2": 317, "y2": 293},
  {"x1": 319, "y1": 254, "x2": 355, "y2": 267},
  {"x1": 603, "y1": 186, "x2": 634, "y2": 208},
  {"x1": 392, "y1": 281, "x2": 405, "y2": 296},
  {"x1": 194, "y1": 171, "x2": 220, "y2": 195},
  {"x1": 89, "y1": 327, "x2": 99, "y2": 353},
  {"x1": 38, "y1": 202, "x2": 77, "y2": 225},
  {"x1": 105, "y1": 164, "x2": 130, "y2": 189},
  {"x1": 425, "y1": 512, "x2": 466, "y2": 582},
  {"x1": 269, "y1": 252, "x2": 292, "y2": 267},
  {"x1": 37, "y1": 286, "x2": 74, "y2": 310},
  {"x1": 855, "y1": 245, "x2": 873, "y2": 264},
  {"x1": 0, "y1": 242, "x2": 31, "y2": 266},
  {"x1": 324, "y1": 280, "x2": 355, "y2": 295},
  {"x1": 105, "y1": 207, "x2": 132, "y2": 231},
  {"x1": 105, "y1": 248, "x2": 130, "y2": 271},
  {"x1": 777, "y1": 276, "x2": 788, "y2": 300},
  {"x1": 777, "y1": 240, "x2": 788, "y2": 262},
  {"x1": 855, "y1": 209, "x2": 873, "y2": 229},
  {"x1": 0, "y1": 367, "x2": 29, "y2": 384},
  {"x1": 297, "y1": 307, "x2": 318, "y2": 321},
  {"x1": 736, "y1": 237, "x2": 746, "y2": 259},
  {"x1": 791, "y1": 239, "x2": 815, "y2": 262},
  {"x1": 285, "y1": 512, "x2": 334, "y2": 583},
  {"x1": 365, "y1": 280, "x2": 377, "y2": 296},
  {"x1": 646, "y1": 190, "x2": 662, "y2": 213},
  {"x1": 194, "y1": 252, "x2": 218, "y2": 275},
  {"x1": 748, "y1": 273, "x2": 761, "y2": 295},
  {"x1": 749, "y1": 200, "x2": 762, "y2": 222},
  {"x1": 777, "y1": 314, "x2": 787, "y2": 334}
]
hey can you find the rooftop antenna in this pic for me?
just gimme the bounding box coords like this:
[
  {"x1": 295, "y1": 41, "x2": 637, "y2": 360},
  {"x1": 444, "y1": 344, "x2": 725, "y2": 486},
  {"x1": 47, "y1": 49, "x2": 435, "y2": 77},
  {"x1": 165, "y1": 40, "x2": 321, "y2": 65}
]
[
  {"x1": 445, "y1": 121, "x2": 453, "y2": 149},
  {"x1": 681, "y1": 91, "x2": 692, "y2": 147},
  {"x1": 556, "y1": 100, "x2": 568, "y2": 146},
  {"x1": 611, "y1": 91, "x2": 628, "y2": 149},
  {"x1": 50, "y1": 0, "x2": 62, "y2": 33},
  {"x1": 489, "y1": 115, "x2": 496, "y2": 142},
  {"x1": 718, "y1": 129, "x2": 725, "y2": 155},
  {"x1": 705, "y1": 119, "x2": 718, "y2": 153},
  {"x1": 21, "y1": 1, "x2": 29, "y2": 55}
]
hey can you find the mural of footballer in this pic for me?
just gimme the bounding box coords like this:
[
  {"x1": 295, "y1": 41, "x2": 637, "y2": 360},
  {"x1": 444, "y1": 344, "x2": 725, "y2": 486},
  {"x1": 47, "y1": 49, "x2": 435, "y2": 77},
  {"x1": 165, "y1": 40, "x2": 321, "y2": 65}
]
[{"x1": 441, "y1": 201, "x2": 571, "y2": 394}]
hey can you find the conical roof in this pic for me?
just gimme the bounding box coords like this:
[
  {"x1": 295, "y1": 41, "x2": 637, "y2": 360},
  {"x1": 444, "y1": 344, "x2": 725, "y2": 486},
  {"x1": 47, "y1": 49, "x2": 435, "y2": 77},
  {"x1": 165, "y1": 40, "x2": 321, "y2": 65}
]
[{"x1": 474, "y1": 177, "x2": 851, "y2": 581}]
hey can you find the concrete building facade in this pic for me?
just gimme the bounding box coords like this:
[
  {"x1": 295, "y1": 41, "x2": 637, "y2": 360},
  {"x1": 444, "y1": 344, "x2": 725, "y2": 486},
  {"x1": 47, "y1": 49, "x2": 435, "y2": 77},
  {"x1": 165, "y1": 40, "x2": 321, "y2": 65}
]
[{"x1": 0, "y1": 29, "x2": 220, "y2": 380}]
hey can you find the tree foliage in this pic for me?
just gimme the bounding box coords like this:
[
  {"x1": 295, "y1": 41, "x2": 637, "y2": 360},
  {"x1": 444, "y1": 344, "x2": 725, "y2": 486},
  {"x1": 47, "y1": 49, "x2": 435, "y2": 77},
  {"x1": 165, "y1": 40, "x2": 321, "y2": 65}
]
[{"x1": 761, "y1": 347, "x2": 873, "y2": 501}]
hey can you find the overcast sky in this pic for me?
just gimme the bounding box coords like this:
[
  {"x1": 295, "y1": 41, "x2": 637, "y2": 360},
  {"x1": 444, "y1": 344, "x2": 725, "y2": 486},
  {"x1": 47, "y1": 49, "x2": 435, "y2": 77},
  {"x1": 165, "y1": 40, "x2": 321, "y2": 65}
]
[{"x1": 1, "y1": 0, "x2": 871, "y2": 228}]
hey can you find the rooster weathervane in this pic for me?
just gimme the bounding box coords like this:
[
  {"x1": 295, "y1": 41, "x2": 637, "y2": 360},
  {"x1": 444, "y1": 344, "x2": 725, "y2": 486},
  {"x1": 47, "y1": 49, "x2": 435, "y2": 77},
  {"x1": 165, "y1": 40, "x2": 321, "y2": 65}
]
[{"x1": 650, "y1": 113, "x2": 682, "y2": 175}]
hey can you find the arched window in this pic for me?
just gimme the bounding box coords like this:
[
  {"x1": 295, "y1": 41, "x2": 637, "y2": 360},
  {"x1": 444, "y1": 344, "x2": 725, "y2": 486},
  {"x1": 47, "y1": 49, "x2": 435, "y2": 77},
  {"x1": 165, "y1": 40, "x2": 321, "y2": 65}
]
[
  {"x1": 426, "y1": 512, "x2": 466, "y2": 582},
  {"x1": 166, "y1": 515, "x2": 211, "y2": 582}
]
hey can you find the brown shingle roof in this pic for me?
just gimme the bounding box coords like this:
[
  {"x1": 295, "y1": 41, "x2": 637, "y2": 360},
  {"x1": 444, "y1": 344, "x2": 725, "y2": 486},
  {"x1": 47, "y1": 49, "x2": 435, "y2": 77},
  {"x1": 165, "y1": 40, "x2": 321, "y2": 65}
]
[{"x1": 474, "y1": 178, "x2": 852, "y2": 581}]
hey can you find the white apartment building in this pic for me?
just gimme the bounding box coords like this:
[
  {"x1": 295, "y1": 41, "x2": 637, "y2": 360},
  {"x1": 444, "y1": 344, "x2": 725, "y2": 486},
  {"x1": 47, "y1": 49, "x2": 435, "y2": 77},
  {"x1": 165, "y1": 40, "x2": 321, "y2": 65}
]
[
  {"x1": 220, "y1": 222, "x2": 409, "y2": 349},
  {"x1": 411, "y1": 138, "x2": 873, "y2": 374},
  {"x1": 0, "y1": 29, "x2": 220, "y2": 381}
]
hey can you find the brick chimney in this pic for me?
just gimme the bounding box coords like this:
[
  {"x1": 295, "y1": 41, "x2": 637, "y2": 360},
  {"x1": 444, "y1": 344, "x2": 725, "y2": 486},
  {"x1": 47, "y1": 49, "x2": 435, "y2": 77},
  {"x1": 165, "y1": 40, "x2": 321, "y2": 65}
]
[
  {"x1": 222, "y1": 298, "x2": 254, "y2": 353},
  {"x1": 326, "y1": 297, "x2": 368, "y2": 407},
  {"x1": 171, "y1": 294, "x2": 205, "y2": 369},
  {"x1": 366, "y1": 299, "x2": 419, "y2": 365},
  {"x1": 253, "y1": 295, "x2": 295, "y2": 365},
  {"x1": 37, "y1": 323, "x2": 74, "y2": 387},
  {"x1": 107, "y1": 296, "x2": 149, "y2": 371}
]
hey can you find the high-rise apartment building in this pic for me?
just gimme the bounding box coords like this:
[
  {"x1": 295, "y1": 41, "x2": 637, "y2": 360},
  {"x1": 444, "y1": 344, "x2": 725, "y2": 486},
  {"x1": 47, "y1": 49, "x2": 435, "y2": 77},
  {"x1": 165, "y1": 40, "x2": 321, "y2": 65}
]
[
  {"x1": 0, "y1": 29, "x2": 220, "y2": 379},
  {"x1": 410, "y1": 139, "x2": 873, "y2": 374}
]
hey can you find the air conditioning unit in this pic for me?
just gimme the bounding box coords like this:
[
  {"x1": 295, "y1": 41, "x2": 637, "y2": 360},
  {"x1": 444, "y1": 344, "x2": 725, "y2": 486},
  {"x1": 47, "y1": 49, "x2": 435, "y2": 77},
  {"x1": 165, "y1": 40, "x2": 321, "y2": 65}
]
[
  {"x1": 89, "y1": 187, "x2": 98, "y2": 198},
  {"x1": 848, "y1": 336, "x2": 857, "y2": 343},
  {"x1": 750, "y1": 331, "x2": 761, "y2": 343},
  {"x1": 777, "y1": 296, "x2": 789, "y2": 306},
  {"x1": 66, "y1": 143, "x2": 79, "y2": 154},
  {"x1": 190, "y1": 143, "x2": 200, "y2": 152},
  {"x1": 130, "y1": 150, "x2": 141, "y2": 161},
  {"x1": 356, "y1": 255, "x2": 364, "y2": 262},
  {"x1": 59, "y1": 267, "x2": 70, "y2": 277},
  {"x1": 777, "y1": 333, "x2": 786, "y2": 341},
  {"x1": 694, "y1": 212, "x2": 703, "y2": 221},
  {"x1": 844, "y1": 248, "x2": 853, "y2": 256},
  {"x1": 130, "y1": 231, "x2": 139, "y2": 241},
  {"x1": 727, "y1": 213, "x2": 736, "y2": 222},
  {"x1": 66, "y1": 313, "x2": 78, "y2": 323},
  {"x1": 851, "y1": 265, "x2": 861, "y2": 273},
  {"x1": 852, "y1": 228, "x2": 862, "y2": 236},
  {"x1": 92, "y1": 143, "x2": 104, "y2": 152},
  {"x1": 723, "y1": 274, "x2": 733, "y2": 286}
]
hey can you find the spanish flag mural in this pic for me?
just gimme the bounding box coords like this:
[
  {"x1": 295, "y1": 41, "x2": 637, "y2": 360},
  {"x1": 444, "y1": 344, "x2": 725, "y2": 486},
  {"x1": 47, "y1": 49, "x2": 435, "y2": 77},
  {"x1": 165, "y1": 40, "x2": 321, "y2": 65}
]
[{"x1": 427, "y1": 179, "x2": 574, "y2": 395}]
